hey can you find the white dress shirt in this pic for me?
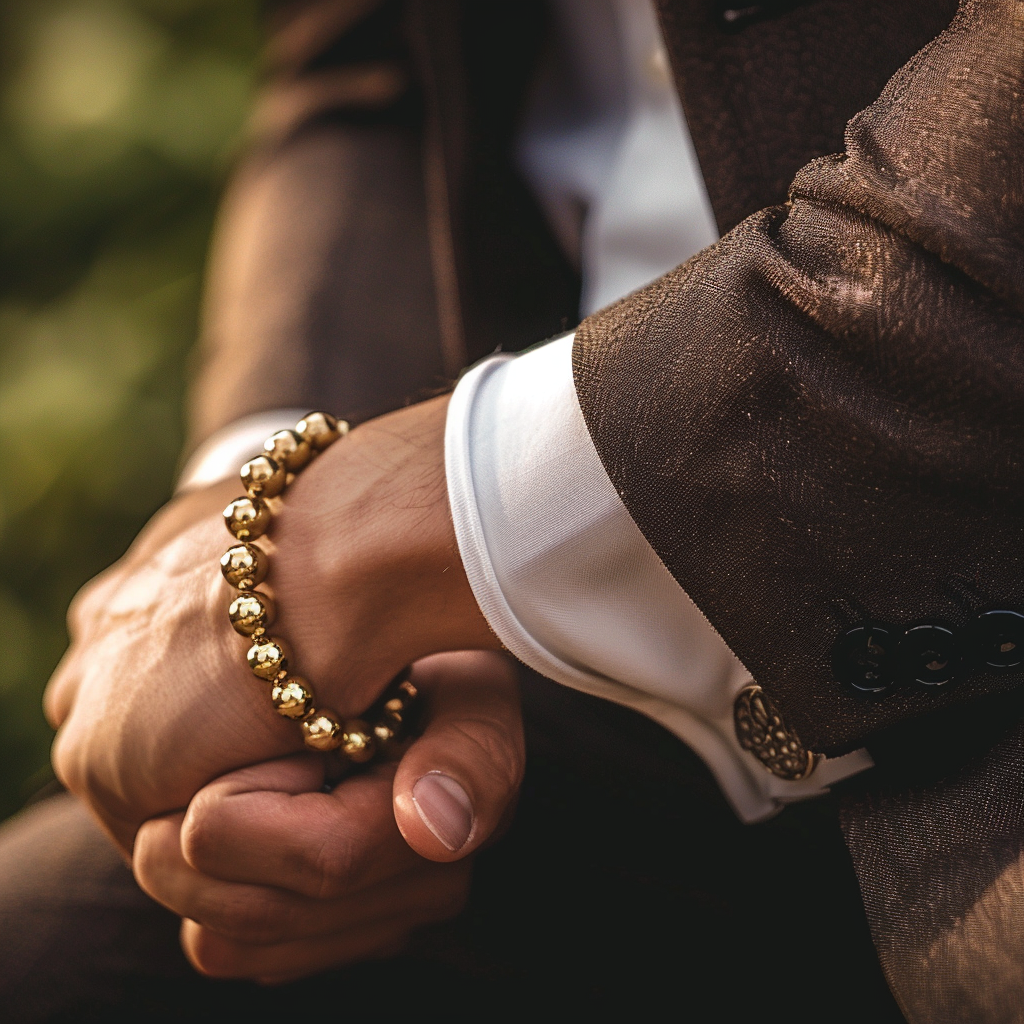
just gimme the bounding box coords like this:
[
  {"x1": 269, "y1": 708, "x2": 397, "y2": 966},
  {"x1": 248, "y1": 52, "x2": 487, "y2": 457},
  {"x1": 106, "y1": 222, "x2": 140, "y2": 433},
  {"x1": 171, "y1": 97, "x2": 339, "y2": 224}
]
[
  {"x1": 516, "y1": 0, "x2": 718, "y2": 317},
  {"x1": 179, "y1": 0, "x2": 873, "y2": 822}
]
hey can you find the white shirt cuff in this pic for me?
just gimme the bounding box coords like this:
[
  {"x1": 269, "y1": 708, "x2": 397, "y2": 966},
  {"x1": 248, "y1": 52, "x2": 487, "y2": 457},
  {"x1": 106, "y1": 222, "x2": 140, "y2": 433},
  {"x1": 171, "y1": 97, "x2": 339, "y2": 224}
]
[
  {"x1": 175, "y1": 409, "x2": 311, "y2": 493},
  {"x1": 445, "y1": 333, "x2": 872, "y2": 822}
]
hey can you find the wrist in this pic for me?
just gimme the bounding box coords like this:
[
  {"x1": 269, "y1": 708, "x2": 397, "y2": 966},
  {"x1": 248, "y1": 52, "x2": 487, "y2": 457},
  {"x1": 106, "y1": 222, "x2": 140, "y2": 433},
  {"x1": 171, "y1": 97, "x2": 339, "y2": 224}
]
[
  {"x1": 270, "y1": 396, "x2": 499, "y2": 711},
  {"x1": 345, "y1": 395, "x2": 498, "y2": 655}
]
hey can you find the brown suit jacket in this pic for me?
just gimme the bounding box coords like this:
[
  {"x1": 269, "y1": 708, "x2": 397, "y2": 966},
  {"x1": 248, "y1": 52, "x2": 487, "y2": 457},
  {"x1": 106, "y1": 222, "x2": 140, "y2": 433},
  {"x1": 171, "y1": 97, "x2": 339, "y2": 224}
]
[{"x1": 188, "y1": 2, "x2": 1022, "y2": 1019}]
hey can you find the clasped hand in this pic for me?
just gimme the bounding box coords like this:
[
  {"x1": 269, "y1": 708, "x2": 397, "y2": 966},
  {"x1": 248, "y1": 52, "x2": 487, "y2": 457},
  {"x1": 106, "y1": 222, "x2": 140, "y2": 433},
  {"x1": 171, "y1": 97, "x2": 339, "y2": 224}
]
[{"x1": 43, "y1": 396, "x2": 524, "y2": 981}]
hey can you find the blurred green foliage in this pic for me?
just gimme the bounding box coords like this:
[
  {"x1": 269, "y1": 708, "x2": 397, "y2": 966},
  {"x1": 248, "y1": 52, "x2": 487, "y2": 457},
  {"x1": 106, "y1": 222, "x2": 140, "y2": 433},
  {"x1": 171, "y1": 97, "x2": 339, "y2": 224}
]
[{"x1": 0, "y1": 0, "x2": 260, "y2": 820}]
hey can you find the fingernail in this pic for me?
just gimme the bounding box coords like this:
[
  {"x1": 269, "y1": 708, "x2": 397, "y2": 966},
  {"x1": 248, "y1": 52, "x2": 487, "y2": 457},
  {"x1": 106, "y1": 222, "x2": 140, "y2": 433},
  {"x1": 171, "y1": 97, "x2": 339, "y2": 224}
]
[{"x1": 412, "y1": 772, "x2": 474, "y2": 851}]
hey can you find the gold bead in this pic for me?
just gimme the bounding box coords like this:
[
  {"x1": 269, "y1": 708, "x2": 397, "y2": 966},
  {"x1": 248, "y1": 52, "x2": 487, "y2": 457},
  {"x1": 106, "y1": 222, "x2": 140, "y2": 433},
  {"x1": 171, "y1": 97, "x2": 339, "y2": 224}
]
[
  {"x1": 247, "y1": 636, "x2": 289, "y2": 681},
  {"x1": 228, "y1": 591, "x2": 275, "y2": 637},
  {"x1": 372, "y1": 718, "x2": 410, "y2": 757},
  {"x1": 220, "y1": 543, "x2": 268, "y2": 589},
  {"x1": 271, "y1": 677, "x2": 315, "y2": 720},
  {"x1": 373, "y1": 719, "x2": 398, "y2": 745},
  {"x1": 295, "y1": 411, "x2": 347, "y2": 451},
  {"x1": 341, "y1": 719, "x2": 377, "y2": 763},
  {"x1": 381, "y1": 699, "x2": 412, "y2": 741},
  {"x1": 380, "y1": 678, "x2": 419, "y2": 738},
  {"x1": 263, "y1": 429, "x2": 312, "y2": 473},
  {"x1": 241, "y1": 455, "x2": 286, "y2": 498},
  {"x1": 224, "y1": 496, "x2": 271, "y2": 541},
  {"x1": 302, "y1": 709, "x2": 343, "y2": 751}
]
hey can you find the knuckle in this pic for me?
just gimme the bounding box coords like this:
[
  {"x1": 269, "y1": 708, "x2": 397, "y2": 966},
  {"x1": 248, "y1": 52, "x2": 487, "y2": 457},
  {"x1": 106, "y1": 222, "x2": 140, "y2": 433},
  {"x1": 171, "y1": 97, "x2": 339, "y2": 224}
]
[
  {"x1": 452, "y1": 717, "x2": 524, "y2": 795},
  {"x1": 65, "y1": 591, "x2": 89, "y2": 637},
  {"x1": 42, "y1": 683, "x2": 65, "y2": 731},
  {"x1": 52, "y1": 739, "x2": 105, "y2": 809},
  {"x1": 52, "y1": 733, "x2": 141, "y2": 843},
  {"x1": 185, "y1": 929, "x2": 252, "y2": 979},
  {"x1": 42, "y1": 655, "x2": 77, "y2": 730},
  {"x1": 130, "y1": 829, "x2": 163, "y2": 897},
  {"x1": 50, "y1": 726, "x2": 84, "y2": 796},
  {"x1": 66, "y1": 575, "x2": 105, "y2": 635},
  {"x1": 307, "y1": 834, "x2": 358, "y2": 900},
  {"x1": 179, "y1": 796, "x2": 222, "y2": 874},
  {"x1": 207, "y1": 895, "x2": 286, "y2": 946}
]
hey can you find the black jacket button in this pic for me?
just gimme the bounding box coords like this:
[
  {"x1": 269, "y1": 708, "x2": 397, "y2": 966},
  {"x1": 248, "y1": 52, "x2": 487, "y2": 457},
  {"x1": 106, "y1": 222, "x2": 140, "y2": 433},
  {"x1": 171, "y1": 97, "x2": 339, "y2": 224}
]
[
  {"x1": 970, "y1": 609, "x2": 1024, "y2": 670},
  {"x1": 832, "y1": 624, "x2": 899, "y2": 696},
  {"x1": 900, "y1": 624, "x2": 961, "y2": 687}
]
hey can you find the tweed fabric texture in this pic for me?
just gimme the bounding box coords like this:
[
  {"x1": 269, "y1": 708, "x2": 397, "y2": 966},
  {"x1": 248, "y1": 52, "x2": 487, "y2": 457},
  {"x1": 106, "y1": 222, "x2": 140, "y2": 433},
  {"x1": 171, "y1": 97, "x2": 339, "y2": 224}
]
[
  {"x1": 574, "y1": 0, "x2": 1024, "y2": 756},
  {"x1": 655, "y1": 0, "x2": 959, "y2": 234},
  {"x1": 840, "y1": 710, "x2": 1024, "y2": 1022}
]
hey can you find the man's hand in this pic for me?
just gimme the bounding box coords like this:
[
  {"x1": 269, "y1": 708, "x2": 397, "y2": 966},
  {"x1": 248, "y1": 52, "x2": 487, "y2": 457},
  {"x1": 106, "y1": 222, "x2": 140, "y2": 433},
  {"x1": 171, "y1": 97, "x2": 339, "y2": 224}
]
[
  {"x1": 45, "y1": 395, "x2": 500, "y2": 853},
  {"x1": 132, "y1": 652, "x2": 524, "y2": 982},
  {"x1": 44, "y1": 476, "x2": 293, "y2": 852}
]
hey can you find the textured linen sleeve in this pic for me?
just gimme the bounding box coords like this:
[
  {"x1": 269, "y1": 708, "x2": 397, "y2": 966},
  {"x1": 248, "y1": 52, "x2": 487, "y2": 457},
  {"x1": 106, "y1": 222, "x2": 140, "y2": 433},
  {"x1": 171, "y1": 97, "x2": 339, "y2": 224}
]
[
  {"x1": 446, "y1": 333, "x2": 872, "y2": 822},
  {"x1": 185, "y1": 0, "x2": 447, "y2": 452},
  {"x1": 572, "y1": 0, "x2": 1024, "y2": 757}
]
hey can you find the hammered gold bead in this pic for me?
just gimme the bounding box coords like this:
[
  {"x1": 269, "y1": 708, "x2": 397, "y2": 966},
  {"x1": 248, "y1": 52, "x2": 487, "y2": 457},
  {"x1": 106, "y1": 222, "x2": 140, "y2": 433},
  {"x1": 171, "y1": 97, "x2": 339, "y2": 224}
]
[
  {"x1": 224, "y1": 496, "x2": 272, "y2": 541},
  {"x1": 383, "y1": 697, "x2": 406, "y2": 722},
  {"x1": 220, "y1": 543, "x2": 268, "y2": 590},
  {"x1": 382, "y1": 679, "x2": 419, "y2": 734},
  {"x1": 373, "y1": 719, "x2": 397, "y2": 743},
  {"x1": 302, "y1": 709, "x2": 344, "y2": 751},
  {"x1": 247, "y1": 636, "x2": 289, "y2": 681},
  {"x1": 380, "y1": 700, "x2": 410, "y2": 741},
  {"x1": 373, "y1": 719, "x2": 407, "y2": 756},
  {"x1": 228, "y1": 591, "x2": 275, "y2": 637},
  {"x1": 296, "y1": 411, "x2": 347, "y2": 451},
  {"x1": 271, "y1": 677, "x2": 315, "y2": 720},
  {"x1": 263, "y1": 429, "x2": 312, "y2": 473},
  {"x1": 341, "y1": 719, "x2": 377, "y2": 763},
  {"x1": 241, "y1": 455, "x2": 286, "y2": 498}
]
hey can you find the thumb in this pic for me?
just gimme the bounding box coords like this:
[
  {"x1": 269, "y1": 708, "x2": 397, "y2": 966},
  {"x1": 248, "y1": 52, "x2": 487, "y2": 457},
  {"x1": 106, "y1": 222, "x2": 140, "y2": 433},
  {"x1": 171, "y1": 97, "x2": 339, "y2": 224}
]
[{"x1": 393, "y1": 651, "x2": 524, "y2": 862}]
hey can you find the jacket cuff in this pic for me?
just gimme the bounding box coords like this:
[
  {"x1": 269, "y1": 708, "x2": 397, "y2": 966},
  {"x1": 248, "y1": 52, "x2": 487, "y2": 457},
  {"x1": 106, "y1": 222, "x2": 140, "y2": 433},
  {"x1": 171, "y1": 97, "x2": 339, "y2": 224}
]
[{"x1": 444, "y1": 334, "x2": 872, "y2": 821}]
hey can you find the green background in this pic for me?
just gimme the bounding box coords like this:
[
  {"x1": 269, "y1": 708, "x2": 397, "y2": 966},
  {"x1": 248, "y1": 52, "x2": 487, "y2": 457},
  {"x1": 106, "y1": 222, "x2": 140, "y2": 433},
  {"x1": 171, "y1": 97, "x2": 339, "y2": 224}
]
[{"x1": 0, "y1": 0, "x2": 260, "y2": 820}]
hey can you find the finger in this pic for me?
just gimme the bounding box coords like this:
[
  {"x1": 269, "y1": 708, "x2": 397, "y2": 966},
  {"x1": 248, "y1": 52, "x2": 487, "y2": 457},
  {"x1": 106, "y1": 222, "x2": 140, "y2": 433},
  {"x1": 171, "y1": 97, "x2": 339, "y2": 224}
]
[
  {"x1": 43, "y1": 647, "x2": 82, "y2": 730},
  {"x1": 180, "y1": 918, "x2": 416, "y2": 983},
  {"x1": 135, "y1": 812, "x2": 469, "y2": 947},
  {"x1": 179, "y1": 754, "x2": 421, "y2": 898},
  {"x1": 48, "y1": 719, "x2": 146, "y2": 858},
  {"x1": 393, "y1": 650, "x2": 524, "y2": 862},
  {"x1": 46, "y1": 480, "x2": 244, "y2": 730},
  {"x1": 65, "y1": 559, "x2": 126, "y2": 636}
]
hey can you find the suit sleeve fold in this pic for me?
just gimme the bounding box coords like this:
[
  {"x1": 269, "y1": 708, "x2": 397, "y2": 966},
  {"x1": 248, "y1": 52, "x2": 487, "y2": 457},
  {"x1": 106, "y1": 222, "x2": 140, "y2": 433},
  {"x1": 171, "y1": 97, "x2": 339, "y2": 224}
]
[{"x1": 573, "y1": 0, "x2": 1024, "y2": 754}]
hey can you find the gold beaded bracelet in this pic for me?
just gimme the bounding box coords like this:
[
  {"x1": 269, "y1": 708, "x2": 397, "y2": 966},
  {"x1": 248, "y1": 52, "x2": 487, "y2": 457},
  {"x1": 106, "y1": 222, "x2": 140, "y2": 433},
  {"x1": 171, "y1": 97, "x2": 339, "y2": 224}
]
[{"x1": 219, "y1": 411, "x2": 419, "y2": 763}]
